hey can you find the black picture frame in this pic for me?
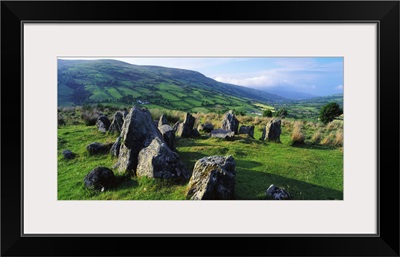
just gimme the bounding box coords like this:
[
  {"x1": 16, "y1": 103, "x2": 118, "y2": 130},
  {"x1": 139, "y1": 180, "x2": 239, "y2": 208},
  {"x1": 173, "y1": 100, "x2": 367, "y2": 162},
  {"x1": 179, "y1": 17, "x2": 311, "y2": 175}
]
[{"x1": 2, "y1": 1, "x2": 399, "y2": 256}]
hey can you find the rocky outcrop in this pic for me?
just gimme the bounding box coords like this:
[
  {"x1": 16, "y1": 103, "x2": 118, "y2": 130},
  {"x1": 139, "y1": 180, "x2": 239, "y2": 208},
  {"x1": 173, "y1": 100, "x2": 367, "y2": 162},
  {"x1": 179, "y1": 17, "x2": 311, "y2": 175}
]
[
  {"x1": 116, "y1": 107, "x2": 163, "y2": 174},
  {"x1": 221, "y1": 110, "x2": 239, "y2": 134},
  {"x1": 109, "y1": 111, "x2": 125, "y2": 134},
  {"x1": 187, "y1": 155, "x2": 236, "y2": 200},
  {"x1": 175, "y1": 113, "x2": 196, "y2": 138},
  {"x1": 136, "y1": 137, "x2": 189, "y2": 179},
  {"x1": 198, "y1": 123, "x2": 214, "y2": 133},
  {"x1": 158, "y1": 114, "x2": 168, "y2": 127},
  {"x1": 96, "y1": 115, "x2": 111, "y2": 133},
  {"x1": 239, "y1": 125, "x2": 255, "y2": 138},
  {"x1": 210, "y1": 129, "x2": 235, "y2": 139},
  {"x1": 266, "y1": 184, "x2": 292, "y2": 200},
  {"x1": 260, "y1": 119, "x2": 281, "y2": 142},
  {"x1": 84, "y1": 167, "x2": 115, "y2": 190},
  {"x1": 158, "y1": 125, "x2": 176, "y2": 151},
  {"x1": 110, "y1": 136, "x2": 122, "y2": 157},
  {"x1": 86, "y1": 142, "x2": 112, "y2": 155},
  {"x1": 62, "y1": 150, "x2": 76, "y2": 160}
]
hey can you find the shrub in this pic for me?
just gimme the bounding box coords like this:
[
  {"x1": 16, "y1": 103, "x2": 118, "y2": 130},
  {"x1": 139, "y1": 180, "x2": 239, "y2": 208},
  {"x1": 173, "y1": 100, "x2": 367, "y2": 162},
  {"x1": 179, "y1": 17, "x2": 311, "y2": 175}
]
[
  {"x1": 321, "y1": 133, "x2": 335, "y2": 146},
  {"x1": 263, "y1": 109, "x2": 272, "y2": 117},
  {"x1": 81, "y1": 109, "x2": 101, "y2": 126},
  {"x1": 311, "y1": 130, "x2": 322, "y2": 144},
  {"x1": 319, "y1": 102, "x2": 343, "y2": 124},
  {"x1": 334, "y1": 130, "x2": 343, "y2": 146},
  {"x1": 291, "y1": 122, "x2": 305, "y2": 144}
]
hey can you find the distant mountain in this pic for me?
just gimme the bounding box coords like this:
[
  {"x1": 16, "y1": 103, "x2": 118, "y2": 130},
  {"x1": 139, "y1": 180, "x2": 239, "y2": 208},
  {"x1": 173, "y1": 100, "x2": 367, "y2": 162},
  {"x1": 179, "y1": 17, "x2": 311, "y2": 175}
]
[
  {"x1": 262, "y1": 88, "x2": 316, "y2": 100},
  {"x1": 58, "y1": 59, "x2": 287, "y2": 113}
]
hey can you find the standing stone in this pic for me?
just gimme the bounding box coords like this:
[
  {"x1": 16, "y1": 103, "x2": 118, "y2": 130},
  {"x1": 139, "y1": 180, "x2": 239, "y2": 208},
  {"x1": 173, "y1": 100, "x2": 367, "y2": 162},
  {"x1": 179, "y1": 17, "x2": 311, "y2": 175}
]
[
  {"x1": 110, "y1": 136, "x2": 122, "y2": 157},
  {"x1": 210, "y1": 129, "x2": 235, "y2": 140},
  {"x1": 239, "y1": 125, "x2": 255, "y2": 138},
  {"x1": 261, "y1": 119, "x2": 281, "y2": 142},
  {"x1": 175, "y1": 113, "x2": 196, "y2": 137},
  {"x1": 84, "y1": 167, "x2": 115, "y2": 190},
  {"x1": 221, "y1": 110, "x2": 239, "y2": 134},
  {"x1": 187, "y1": 155, "x2": 236, "y2": 200},
  {"x1": 198, "y1": 123, "x2": 214, "y2": 133},
  {"x1": 158, "y1": 125, "x2": 176, "y2": 151},
  {"x1": 109, "y1": 111, "x2": 125, "y2": 134},
  {"x1": 96, "y1": 115, "x2": 111, "y2": 133},
  {"x1": 116, "y1": 107, "x2": 163, "y2": 174},
  {"x1": 158, "y1": 114, "x2": 168, "y2": 127},
  {"x1": 136, "y1": 137, "x2": 189, "y2": 179}
]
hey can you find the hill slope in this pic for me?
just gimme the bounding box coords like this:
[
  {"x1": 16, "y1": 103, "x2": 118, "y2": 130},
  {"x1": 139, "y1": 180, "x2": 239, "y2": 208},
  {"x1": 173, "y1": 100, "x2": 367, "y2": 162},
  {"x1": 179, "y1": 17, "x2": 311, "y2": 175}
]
[{"x1": 58, "y1": 59, "x2": 286, "y2": 113}]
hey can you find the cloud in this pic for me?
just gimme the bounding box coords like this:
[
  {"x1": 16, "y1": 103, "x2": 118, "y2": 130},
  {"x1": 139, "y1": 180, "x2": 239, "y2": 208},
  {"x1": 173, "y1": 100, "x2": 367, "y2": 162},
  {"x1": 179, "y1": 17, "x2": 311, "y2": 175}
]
[{"x1": 335, "y1": 84, "x2": 344, "y2": 90}]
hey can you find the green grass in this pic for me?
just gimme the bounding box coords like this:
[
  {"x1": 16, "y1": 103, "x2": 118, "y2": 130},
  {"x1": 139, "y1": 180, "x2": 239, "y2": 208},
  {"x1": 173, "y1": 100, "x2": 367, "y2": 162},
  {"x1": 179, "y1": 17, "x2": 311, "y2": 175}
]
[{"x1": 58, "y1": 123, "x2": 343, "y2": 200}]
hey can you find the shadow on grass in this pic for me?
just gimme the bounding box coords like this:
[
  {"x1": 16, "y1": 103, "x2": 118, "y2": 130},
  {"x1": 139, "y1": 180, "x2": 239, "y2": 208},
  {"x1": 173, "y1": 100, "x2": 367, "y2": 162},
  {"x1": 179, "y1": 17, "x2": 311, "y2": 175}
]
[
  {"x1": 112, "y1": 175, "x2": 139, "y2": 190},
  {"x1": 290, "y1": 143, "x2": 336, "y2": 151},
  {"x1": 236, "y1": 168, "x2": 343, "y2": 200}
]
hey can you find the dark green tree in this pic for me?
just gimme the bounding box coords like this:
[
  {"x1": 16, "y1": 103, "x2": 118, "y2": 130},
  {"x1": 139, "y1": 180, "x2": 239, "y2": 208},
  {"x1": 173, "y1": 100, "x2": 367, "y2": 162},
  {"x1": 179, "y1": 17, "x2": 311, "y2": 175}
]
[
  {"x1": 275, "y1": 108, "x2": 288, "y2": 117},
  {"x1": 263, "y1": 109, "x2": 273, "y2": 117},
  {"x1": 319, "y1": 102, "x2": 343, "y2": 124}
]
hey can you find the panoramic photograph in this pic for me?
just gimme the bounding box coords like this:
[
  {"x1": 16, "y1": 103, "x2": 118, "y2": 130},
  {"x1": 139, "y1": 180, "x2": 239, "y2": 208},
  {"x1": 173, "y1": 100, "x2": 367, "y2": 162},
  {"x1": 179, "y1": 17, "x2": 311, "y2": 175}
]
[{"x1": 57, "y1": 57, "x2": 344, "y2": 200}]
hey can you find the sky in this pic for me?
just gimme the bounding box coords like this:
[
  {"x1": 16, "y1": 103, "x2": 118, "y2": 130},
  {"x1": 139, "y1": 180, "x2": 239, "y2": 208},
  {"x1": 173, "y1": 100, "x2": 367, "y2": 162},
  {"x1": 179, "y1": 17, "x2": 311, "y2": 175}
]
[{"x1": 62, "y1": 57, "x2": 344, "y2": 96}]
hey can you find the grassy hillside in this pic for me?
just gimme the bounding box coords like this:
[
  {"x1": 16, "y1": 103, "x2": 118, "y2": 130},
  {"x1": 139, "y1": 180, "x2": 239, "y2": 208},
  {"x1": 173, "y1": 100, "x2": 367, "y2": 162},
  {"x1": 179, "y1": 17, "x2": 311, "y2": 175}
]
[
  {"x1": 58, "y1": 108, "x2": 343, "y2": 200},
  {"x1": 58, "y1": 59, "x2": 286, "y2": 114}
]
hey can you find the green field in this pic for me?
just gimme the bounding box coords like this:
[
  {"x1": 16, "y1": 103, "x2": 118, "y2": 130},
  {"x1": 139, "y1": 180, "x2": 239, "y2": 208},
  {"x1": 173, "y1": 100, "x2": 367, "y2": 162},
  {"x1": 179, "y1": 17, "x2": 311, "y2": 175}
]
[{"x1": 58, "y1": 114, "x2": 343, "y2": 200}]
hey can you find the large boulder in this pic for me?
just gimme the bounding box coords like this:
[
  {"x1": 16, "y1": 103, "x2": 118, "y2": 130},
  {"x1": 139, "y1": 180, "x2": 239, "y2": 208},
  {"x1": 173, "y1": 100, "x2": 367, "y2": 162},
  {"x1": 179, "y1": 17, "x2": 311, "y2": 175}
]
[
  {"x1": 110, "y1": 136, "x2": 122, "y2": 157},
  {"x1": 198, "y1": 123, "x2": 214, "y2": 133},
  {"x1": 62, "y1": 150, "x2": 76, "y2": 160},
  {"x1": 116, "y1": 107, "x2": 163, "y2": 174},
  {"x1": 221, "y1": 110, "x2": 239, "y2": 134},
  {"x1": 136, "y1": 137, "x2": 189, "y2": 179},
  {"x1": 260, "y1": 119, "x2": 281, "y2": 142},
  {"x1": 239, "y1": 125, "x2": 255, "y2": 138},
  {"x1": 84, "y1": 167, "x2": 115, "y2": 190},
  {"x1": 210, "y1": 129, "x2": 235, "y2": 140},
  {"x1": 96, "y1": 115, "x2": 111, "y2": 133},
  {"x1": 158, "y1": 125, "x2": 176, "y2": 151},
  {"x1": 108, "y1": 111, "x2": 125, "y2": 134},
  {"x1": 158, "y1": 114, "x2": 168, "y2": 127},
  {"x1": 175, "y1": 113, "x2": 196, "y2": 137},
  {"x1": 187, "y1": 155, "x2": 236, "y2": 200},
  {"x1": 86, "y1": 142, "x2": 112, "y2": 155},
  {"x1": 266, "y1": 184, "x2": 292, "y2": 200}
]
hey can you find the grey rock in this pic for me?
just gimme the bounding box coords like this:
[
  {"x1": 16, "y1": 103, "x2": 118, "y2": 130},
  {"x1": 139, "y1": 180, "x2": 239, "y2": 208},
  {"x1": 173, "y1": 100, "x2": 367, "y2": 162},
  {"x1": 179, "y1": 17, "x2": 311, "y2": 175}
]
[
  {"x1": 62, "y1": 150, "x2": 76, "y2": 160},
  {"x1": 116, "y1": 106, "x2": 163, "y2": 174},
  {"x1": 96, "y1": 115, "x2": 111, "y2": 133},
  {"x1": 158, "y1": 114, "x2": 168, "y2": 127},
  {"x1": 84, "y1": 167, "x2": 115, "y2": 190},
  {"x1": 266, "y1": 184, "x2": 292, "y2": 200},
  {"x1": 110, "y1": 136, "x2": 122, "y2": 157},
  {"x1": 159, "y1": 125, "x2": 176, "y2": 151},
  {"x1": 260, "y1": 119, "x2": 281, "y2": 142},
  {"x1": 109, "y1": 111, "x2": 125, "y2": 134},
  {"x1": 175, "y1": 113, "x2": 196, "y2": 137},
  {"x1": 198, "y1": 123, "x2": 214, "y2": 133},
  {"x1": 221, "y1": 110, "x2": 239, "y2": 134},
  {"x1": 86, "y1": 142, "x2": 112, "y2": 155},
  {"x1": 136, "y1": 137, "x2": 189, "y2": 179},
  {"x1": 187, "y1": 155, "x2": 236, "y2": 200},
  {"x1": 210, "y1": 129, "x2": 235, "y2": 139},
  {"x1": 172, "y1": 121, "x2": 180, "y2": 133},
  {"x1": 239, "y1": 125, "x2": 255, "y2": 138}
]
